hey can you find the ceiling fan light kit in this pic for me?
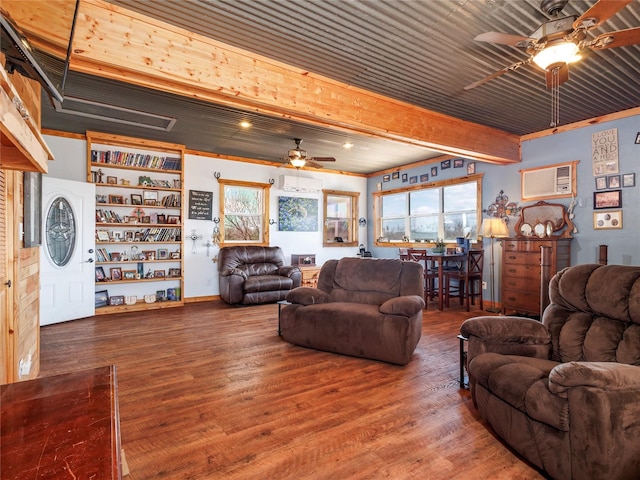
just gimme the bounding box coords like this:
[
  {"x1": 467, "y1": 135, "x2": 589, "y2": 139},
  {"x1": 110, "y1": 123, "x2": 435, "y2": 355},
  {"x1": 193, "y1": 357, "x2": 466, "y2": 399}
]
[
  {"x1": 281, "y1": 138, "x2": 336, "y2": 169},
  {"x1": 466, "y1": 0, "x2": 640, "y2": 94},
  {"x1": 532, "y1": 40, "x2": 580, "y2": 70}
]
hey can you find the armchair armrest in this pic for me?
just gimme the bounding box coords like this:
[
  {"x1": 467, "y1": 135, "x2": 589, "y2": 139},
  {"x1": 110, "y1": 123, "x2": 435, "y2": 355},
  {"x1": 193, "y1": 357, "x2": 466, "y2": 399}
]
[
  {"x1": 285, "y1": 287, "x2": 330, "y2": 305},
  {"x1": 278, "y1": 265, "x2": 301, "y2": 277},
  {"x1": 550, "y1": 362, "x2": 640, "y2": 396},
  {"x1": 220, "y1": 267, "x2": 247, "y2": 279},
  {"x1": 461, "y1": 316, "x2": 550, "y2": 344},
  {"x1": 379, "y1": 295, "x2": 425, "y2": 317},
  {"x1": 461, "y1": 316, "x2": 551, "y2": 361}
]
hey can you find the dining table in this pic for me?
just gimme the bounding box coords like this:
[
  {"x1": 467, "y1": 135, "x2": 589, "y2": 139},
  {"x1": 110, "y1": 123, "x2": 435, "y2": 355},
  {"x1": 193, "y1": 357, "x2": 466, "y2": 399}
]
[{"x1": 404, "y1": 250, "x2": 467, "y2": 311}]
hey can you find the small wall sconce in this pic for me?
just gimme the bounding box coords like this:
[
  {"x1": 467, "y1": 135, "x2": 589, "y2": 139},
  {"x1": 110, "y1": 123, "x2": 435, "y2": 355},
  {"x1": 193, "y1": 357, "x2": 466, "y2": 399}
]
[
  {"x1": 269, "y1": 219, "x2": 276, "y2": 225},
  {"x1": 213, "y1": 172, "x2": 221, "y2": 180},
  {"x1": 358, "y1": 217, "x2": 367, "y2": 227}
]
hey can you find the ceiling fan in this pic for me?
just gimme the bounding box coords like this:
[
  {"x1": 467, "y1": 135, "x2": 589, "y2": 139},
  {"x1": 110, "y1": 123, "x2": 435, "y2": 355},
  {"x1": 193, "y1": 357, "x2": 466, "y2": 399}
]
[
  {"x1": 465, "y1": 0, "x2": 640, "y2": 91},
  {"x1": 280, "y1": 138, "x2": 336, "y2": 169}
]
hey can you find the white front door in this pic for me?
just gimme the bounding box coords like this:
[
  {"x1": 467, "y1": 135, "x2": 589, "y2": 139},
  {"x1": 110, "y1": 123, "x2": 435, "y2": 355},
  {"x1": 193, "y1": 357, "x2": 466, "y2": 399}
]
[{"x1": 40, "y1": 177, "x2": 95, "y2": 325}]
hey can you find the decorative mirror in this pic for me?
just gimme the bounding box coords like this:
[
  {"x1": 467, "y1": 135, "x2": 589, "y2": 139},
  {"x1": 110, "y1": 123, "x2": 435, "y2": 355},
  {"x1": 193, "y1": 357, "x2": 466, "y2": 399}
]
[{"x1": 514, "y1": 201, "x2": 574, "y2": 238}]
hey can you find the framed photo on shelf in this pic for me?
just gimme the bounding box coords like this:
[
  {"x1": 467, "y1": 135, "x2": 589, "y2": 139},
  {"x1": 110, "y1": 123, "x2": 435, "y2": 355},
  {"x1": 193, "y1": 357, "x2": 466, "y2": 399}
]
[
  {"x1": 106, "y1": 176, "x2": 118, "y2": 185},
  {"x1": 156, "y1": 290, "x2": 167, "y2": 301},
  {"x1": 595, "y1": 176, "x2": 607, "y2": 190},
  {"x1": 143, "y1": 190, "x2": 158, "y2": 202},
  {"x1": 607, "y1": 175, "x2": 621, "y2": 189},
  {"x1": 142, "y1": 250, "x2": 155, "y2": 261},
  {"x1": 109, "y1": 295, "x2": 125, "y2": 306},
  {"x1": 154, "y1": 269, "x2": 166, "y2": 278},
  {"x1": 141, "y1": 216, "x2": 151, "y2": 223},
  {"x1": 157, "y1": 214, "x2": 167, "y2": 224},
  {"x1": 170, "y1": 251, "x2": 181, "y2": 259},
  {"x1": 111, "y1": 252, "x2": 121, "y2": 261},
  {"x1": 593, "y1": 190, "x2": 621, "y2": 209},
  {"x1": 96, "y1": 230, "x2": 110, "y2": 242},
  {"x1": 122, "y1": 270, "x2": 136, "y2": 280},
  {"x1": 108, "y1": 194, "x2": 124, "y2": 204},
  {"x1": 168, "y1": 268, "x2": 181, "y2": 278},
  {"x1": 593, "y1": 210, "x2": 622, "y2": 230},
  {"x1": 131, "y1": 194, "x2": 142, "y2": 205},
  {"x1": 623, "y1": 173, "x2": 636, "y2": 187},
  {"x1": 95, "y1": 290, "x2": 109, "y2": 308},
  {"x1": 157, "y1": 248, "x2": 169, "y2": 260},
  {"x1": 95, "y1": 266, "x2": 106, "y2": 282},
  {"x1": 166, "y1": 215, "x2": 180, "y2": 224},
  {"x1": 110, "y1": 267, "x2": 122, "y2": 281},
  {"x1": 96, "y1": 194, "x2": 107, "y2": 204}
]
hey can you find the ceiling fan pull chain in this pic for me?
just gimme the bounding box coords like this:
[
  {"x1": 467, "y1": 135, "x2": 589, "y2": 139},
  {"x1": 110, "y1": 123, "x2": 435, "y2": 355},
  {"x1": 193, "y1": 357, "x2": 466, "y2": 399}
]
[{"x1": 550, "y1": 67, "x2": 560, "y2": 128}]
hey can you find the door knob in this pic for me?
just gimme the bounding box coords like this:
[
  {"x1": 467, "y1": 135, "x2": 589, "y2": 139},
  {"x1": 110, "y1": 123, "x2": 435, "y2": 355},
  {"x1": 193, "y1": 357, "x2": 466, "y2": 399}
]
[
  {"x1": 87, "y1": 258, "x2": 94, "y2": 263},
  {"x1": 88, "y1": 248, "x2": 94, "y2": 253}
]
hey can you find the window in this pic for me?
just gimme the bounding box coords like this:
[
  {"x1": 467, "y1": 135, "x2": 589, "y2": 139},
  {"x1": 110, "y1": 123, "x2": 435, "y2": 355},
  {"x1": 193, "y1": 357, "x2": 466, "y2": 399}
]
[
  {"x1": 323, "y1": 190, "x2": 359, "y2": 247},
  {"x1": 219, "y1": 179, "x2": 271, "y2": 246},
  {"x1": 45, "y1": 196, "x2": 76, "y2": 266},
  {"x1": 373, "y1": 176, "x2": 482, "y2": 245}
]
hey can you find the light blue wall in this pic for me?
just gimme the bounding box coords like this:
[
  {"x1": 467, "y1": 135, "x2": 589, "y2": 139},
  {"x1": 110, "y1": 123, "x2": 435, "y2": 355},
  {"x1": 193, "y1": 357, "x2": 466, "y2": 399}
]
[{"x1": 366, "y1": 114, "x2": 640, "y2": 301}]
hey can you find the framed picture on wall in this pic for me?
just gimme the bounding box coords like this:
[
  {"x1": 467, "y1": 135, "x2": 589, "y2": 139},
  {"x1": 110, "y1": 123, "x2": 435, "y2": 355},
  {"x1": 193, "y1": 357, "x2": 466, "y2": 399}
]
[
  {"x1": 623, "y1": 173, "x2": 636, "y2": 187},
  {"x1": 593, "y1": 190, "x2": 621, "y2": 209},
  {"x1": 607, "y1": 175, "x2": 621, "y2": 189},
  {"x1": 593, "y1": 210, "x2": 622, "y2": 230},
  {"x1": 595, "y1": 176, "x2": 607, "y2": 190},
  {"x1": 466, "y1": 162, "x2": 476, "y2": 175}
]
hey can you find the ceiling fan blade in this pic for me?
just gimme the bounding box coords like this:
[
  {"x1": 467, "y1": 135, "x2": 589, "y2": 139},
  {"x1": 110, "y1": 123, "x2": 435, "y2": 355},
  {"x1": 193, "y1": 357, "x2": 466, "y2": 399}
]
[
  {"x1": 574, "y1": 0, "x2": 633, "y2": 30},
  {"x1": 474, "y1": 32, "x2": 533, "y2": 47},
  {"x1": 589, "y1": 27, "x2": 640, "y2": 50},
  {"x1": 545, "y1": 65, "x2": 569, "y2": 90},
  {"x1": 464, "y1": 59, "x2": 530, "y2": 90},
  {"x1": 310, "y1": 156, "x2": 336, "y2": 162},
  {"x1": 305, "y1": 160, "x2": 325, "y2": 169}
]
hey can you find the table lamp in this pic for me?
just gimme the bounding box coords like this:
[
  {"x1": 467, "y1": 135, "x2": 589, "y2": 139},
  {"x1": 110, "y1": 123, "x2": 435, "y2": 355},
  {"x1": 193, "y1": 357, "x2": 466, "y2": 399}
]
[{"x1": 479, "y1": 218, "x2": 509, "y2": 313}]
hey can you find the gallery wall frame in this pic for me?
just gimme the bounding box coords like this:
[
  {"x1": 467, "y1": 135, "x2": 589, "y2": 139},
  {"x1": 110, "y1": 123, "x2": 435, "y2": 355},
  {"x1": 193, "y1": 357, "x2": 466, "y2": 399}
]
[
  {"x1": 593, "y1": 210, "x2": 622, "y2": 230},
  {"x1": 593, "y1": 190, "x2": 621, "y2": 210},
  {"x1": 23, "y1": 172, "x2": 42, "y2": 247}
]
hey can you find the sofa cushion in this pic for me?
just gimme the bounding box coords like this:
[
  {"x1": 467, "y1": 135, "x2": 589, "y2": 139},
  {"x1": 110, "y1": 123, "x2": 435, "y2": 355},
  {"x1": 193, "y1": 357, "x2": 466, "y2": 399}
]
[
  {"x1": 244, "y1": 274, "x2": 294, "y2": 293},
  {"x1": 329, "y1": 257, "x2": 405, "y2": 305},
  {"x1": 469, "y1": 353, "x2": 568, "y2": 430},
  {"x1": 285, "y1": 287, "x2": 330, "y2": 305}
]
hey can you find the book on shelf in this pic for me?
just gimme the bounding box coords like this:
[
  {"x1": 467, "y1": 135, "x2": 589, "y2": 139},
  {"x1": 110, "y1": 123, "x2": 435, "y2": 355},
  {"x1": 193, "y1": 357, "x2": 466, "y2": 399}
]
[{"x1": 91, "y1": 150, "x2": 182, "y2": 171}]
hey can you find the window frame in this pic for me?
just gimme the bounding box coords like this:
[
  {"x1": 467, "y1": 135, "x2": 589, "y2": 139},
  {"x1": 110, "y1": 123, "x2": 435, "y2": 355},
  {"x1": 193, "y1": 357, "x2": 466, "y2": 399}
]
[
  {"x1": 322, "y1": 189, "x2": 359, "y2": 247},
  {"x1": 219, "y1": 179, "x2": 271, "y2": 247},
  {"x1": 372, "y1": 174, "x2": 483, "y2": 247}
]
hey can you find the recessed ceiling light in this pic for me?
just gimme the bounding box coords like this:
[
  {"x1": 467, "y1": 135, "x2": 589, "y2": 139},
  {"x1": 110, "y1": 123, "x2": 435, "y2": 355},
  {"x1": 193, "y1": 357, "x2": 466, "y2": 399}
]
[
  {"x1": 342, "y1": 142, "x2": 354, "y2": 149},
  {"x1": 239, "y1": 120, "x2": 252, "y2": 128}
]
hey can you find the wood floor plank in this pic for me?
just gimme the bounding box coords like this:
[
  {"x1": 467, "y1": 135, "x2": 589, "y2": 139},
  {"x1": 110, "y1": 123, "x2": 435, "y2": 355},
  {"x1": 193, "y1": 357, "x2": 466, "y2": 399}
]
[{"x1": 38, "y1": 301, "x2": 545, "y2": 479}]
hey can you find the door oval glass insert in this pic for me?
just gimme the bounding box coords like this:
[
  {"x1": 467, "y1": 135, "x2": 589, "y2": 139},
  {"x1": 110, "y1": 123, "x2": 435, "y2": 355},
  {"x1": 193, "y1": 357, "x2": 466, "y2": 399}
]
[{"x1": 45, "y1": 196, "x2": 76, "y2": 266}]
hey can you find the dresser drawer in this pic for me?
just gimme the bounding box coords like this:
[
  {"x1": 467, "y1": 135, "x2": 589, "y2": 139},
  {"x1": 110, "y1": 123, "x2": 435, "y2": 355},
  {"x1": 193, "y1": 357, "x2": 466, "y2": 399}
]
[
  {"x1": 503, "y1": 251, "x2": 539, "y2": 265},
  {"x1": 502, "y1": 290, "x2": 540, "y2": 314},
  {"x1": 503, "y1": 276, "x2": 540, "y2": 292},
  {"x1": 503, "y1": 263, "x2": 540, "y2": 279},
  {"x1": 502, "y1": 239, "x2": 553, "y2": 252}
]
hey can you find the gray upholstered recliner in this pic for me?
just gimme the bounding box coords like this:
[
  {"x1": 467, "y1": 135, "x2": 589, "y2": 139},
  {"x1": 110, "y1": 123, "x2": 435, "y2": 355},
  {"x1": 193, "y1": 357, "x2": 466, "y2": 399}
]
[
  {"x1": 280, "y1": 257, "x2": 425, "y2": 365},
  {"x1": 218, "y1": 246, "x2": 301, "y2": 305},
  {"x1": 460, "y1": 264, "x2": 640, "y2": 480}
]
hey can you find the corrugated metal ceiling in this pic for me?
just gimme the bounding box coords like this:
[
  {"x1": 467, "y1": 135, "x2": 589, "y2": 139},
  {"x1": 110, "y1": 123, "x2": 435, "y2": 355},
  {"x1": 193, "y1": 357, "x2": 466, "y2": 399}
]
[{"x1": 39, "y1": 0, "x2": 640, "y2": 174}]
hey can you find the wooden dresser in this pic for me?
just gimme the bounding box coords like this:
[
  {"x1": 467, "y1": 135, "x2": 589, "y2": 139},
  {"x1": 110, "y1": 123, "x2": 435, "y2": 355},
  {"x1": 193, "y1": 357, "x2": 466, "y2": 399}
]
[
  {"x1": 500, "y1": 237, "x2": 572, "y2": 316},
  {"x1": 299, "y1": 265, "x2": 322, "y2": 287}
]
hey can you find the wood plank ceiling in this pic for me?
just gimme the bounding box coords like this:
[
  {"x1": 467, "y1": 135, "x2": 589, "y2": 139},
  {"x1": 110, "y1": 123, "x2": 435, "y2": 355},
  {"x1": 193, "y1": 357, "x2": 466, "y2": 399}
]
[{"x1": 5, "y1": 0, "x2": 640, "y2": 174}]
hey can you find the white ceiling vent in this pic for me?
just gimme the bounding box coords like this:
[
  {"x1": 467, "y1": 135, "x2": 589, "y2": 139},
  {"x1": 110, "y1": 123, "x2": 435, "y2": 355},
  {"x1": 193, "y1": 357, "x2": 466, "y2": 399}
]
[
  {"x1": 280, "y1": 175, "x2": 322, "y2": 193},
  {"x1": 53, "y1": 96, "x2": 177, "y2": 131}
]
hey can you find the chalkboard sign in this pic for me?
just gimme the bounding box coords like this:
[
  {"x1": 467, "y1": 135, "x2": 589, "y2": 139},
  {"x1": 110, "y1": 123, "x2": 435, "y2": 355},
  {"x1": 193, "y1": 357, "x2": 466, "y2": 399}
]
[{"x1": 188, "y1": 190, "x2": 213, "y2": 220}]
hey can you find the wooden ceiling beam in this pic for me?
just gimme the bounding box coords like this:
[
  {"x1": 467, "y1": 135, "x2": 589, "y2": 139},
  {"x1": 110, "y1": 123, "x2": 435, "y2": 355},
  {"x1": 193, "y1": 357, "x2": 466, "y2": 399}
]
[{"x1": 6, "y1": 0, "x2": 521, "y2": 164}]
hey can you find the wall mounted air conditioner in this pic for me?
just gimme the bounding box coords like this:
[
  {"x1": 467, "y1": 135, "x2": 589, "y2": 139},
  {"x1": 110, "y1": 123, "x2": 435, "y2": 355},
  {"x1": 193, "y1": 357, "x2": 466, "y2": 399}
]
[
  {"x1": 280, "y1": 175, "x2": 322, "y2": 193},
  {"x1": 521, "y1": 161, "x2": 577, "y2": 201}
]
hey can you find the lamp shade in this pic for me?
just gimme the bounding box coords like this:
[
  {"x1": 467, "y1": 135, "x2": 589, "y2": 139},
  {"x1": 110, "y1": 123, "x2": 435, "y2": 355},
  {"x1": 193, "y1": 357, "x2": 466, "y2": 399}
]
[{"x1": 479, "y1": 218, "x2": 509, "y2": 238}]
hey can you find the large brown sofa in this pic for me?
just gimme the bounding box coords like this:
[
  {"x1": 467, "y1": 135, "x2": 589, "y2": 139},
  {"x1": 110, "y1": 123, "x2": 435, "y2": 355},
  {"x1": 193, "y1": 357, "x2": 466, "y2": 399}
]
[
  {"x1": 460, "y1": 264, "x2": 640, "y2": 480},
  {"x1": 280, "y1": 257, "x2": 425, "y2": 365},
  {"x1": 218, "y1": 246, "x2": 301, "y2": 305}
]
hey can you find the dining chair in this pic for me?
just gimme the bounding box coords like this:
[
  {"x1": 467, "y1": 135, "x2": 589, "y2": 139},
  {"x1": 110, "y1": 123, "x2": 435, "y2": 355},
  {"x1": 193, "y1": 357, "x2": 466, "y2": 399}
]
[
  {"x1": 407, "y1": 249, "x2": 439, "y2": 302},
  {"x1": 444, "y1": 249, "x2": 484, "y2": 311}
]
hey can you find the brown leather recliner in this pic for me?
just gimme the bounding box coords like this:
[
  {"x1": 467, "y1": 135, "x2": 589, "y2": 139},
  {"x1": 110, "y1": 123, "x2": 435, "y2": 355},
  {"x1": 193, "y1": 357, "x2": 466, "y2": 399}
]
[
  {"x1": 218, "y1": 246, "x2": 301, "y2": 305},
  {"x1": 461, "y1": 264, "x2": 640, "y2": 480},
  {"x1": 280, "y1": 257, "x2": 425, "y2": 365}
]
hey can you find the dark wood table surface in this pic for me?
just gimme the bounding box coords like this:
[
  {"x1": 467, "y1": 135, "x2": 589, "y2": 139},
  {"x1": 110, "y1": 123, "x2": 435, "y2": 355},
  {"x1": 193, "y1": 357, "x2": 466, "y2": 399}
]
[{"x1": 1, "y1": 365, "x2": 122, "y2": 480}]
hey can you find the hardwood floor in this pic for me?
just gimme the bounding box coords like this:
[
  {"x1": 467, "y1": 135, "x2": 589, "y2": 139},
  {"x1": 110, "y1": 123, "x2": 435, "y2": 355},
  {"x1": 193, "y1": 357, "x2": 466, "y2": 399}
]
[{"x1": 39, "y1": 301, "x2": 545, "y2": 479}]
